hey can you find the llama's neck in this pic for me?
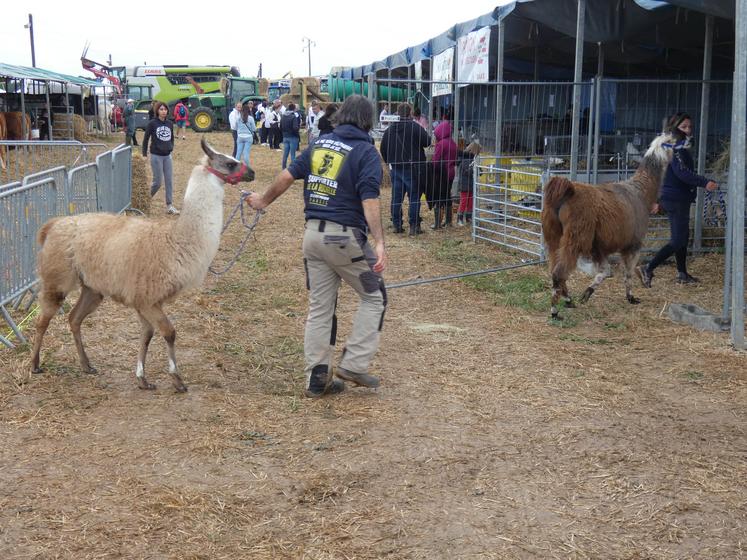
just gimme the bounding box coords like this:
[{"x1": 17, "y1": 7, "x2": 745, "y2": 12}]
[
  {"x1": 173, "y1": 166, "x2": 225, "y2": 260},
  {"x1": 629, "y1": 154, "x2": 669, "y2": 206}
]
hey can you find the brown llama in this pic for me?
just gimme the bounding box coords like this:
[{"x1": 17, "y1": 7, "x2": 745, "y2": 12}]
[
  {"x1": 31, "y1": 138, "x2": 255, "y2": 391},
  {"x1": 541, "y1": 133, "x2": 677, "y2": 319}
]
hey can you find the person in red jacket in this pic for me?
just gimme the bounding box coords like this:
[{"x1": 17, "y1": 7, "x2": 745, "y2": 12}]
[{"x1": 173, "y1": 100, "x2": 189, "y2": 140}]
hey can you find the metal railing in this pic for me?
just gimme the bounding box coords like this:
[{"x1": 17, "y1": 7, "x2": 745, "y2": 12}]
[{"x1": 1, "y1": 144, "x2": 132, "y2": 348}]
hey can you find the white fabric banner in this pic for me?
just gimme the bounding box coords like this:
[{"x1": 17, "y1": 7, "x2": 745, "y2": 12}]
[
  {"x1": 457, "y1": 27, "x2": 491, "y2": 86},
  {"x1": 414, "y1": 60, "x2": 422, "y2": 91},
  {"x1": 432, "y1": 48, "x2": 454, "y2": 97}
]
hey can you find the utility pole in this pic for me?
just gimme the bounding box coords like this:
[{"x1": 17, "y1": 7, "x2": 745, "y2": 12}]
[
  {"x1": 24, "y1": 14, "x2": 36, "y2": 67},
  {"x1": 302, "y1": 37, "x2": 316, "y2": 76}
]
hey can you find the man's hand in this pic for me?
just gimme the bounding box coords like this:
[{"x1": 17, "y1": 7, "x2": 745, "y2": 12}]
[
  {"x1": 706, "y1": 180, "x2": 718, "y2": 192},
  {"x1": 246, "y1": 192, "x2": 267, "y2": 210},
  {"x1": 372, "y1": 241, "x2": 387, "y2": 273},
  {"x1": 650, "y1": 202, "x2": 660, "y2": 214}
]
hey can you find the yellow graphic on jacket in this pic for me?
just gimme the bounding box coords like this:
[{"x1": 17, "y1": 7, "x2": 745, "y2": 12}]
[
  {"x1": 306, "y1": 141, "x2": 351, "y2": 207},
  {"x1": 311, "y1": 148, "x2": 344, "y2": 179}
]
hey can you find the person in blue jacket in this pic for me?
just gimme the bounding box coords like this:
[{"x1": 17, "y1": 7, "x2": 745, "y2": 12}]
[
  {"x1": 246, "y1": 95, "x2": 386, "y2": 399},
  {"x1": 638, "y1": 112, "x2": 718, "y2": 287}
]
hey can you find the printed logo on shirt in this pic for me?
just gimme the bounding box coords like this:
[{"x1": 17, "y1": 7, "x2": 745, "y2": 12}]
[
  {"x1": 306, "y1": 138, "x2": 352, "y2": 207},
  {"x1": 156, "y1": 125, "x2": 172, "y2": 142}
]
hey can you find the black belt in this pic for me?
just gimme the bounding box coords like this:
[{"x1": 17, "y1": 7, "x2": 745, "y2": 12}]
[{"x1": 308, "y1": 219, "x2": 347, "y2": 232}]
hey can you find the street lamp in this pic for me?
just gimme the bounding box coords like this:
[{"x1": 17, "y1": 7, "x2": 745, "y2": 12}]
[
  {"x1": 24, "y1": 14, "x2": 36, "y2": 68},
  {"x1": 302, "y1": 37, "x2": 316, "y2": 76}
]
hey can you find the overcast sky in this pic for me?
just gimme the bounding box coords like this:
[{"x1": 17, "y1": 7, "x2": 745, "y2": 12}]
[{"x1": 2, "y1": 1, "x2": 508, "y2": 79}]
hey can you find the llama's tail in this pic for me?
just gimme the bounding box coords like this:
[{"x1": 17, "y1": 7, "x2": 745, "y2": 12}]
[
  {"x1": 37, "y1": 218, "x2": 60, "y2": 246},
  {"x1": 541, "y1": 176, "x2": 575, "y2": 245}
]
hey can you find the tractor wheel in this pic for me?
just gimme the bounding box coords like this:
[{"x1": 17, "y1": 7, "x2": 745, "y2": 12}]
[{"x1": 191, "y1": 107, "x2": 216, "y2": 132}]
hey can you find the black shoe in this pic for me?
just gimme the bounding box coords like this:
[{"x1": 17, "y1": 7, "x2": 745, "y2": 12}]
[
  {"x1": 336, "y1": 367, "x2": 380, "y2": 388},
  {"x1": 393, "y1": 226, "x2": 405, "y2": 234},
  {"x1": 637, "y1": 265, "x2": 653, "y2": 288},
  {"x1": 676, "y1": 272, "x2": 700, "y2": 285},
  {"x1": 304, "y1": 365, "x2": 345, "y2": 398}
]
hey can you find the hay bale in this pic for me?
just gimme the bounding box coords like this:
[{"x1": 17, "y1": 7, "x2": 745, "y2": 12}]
[
  {"x1": 130, "y1": 154, "x2": 151, "y2": 215},
  {"x1": 52, "y1": 113, "x2": 89, "y2": 141}
]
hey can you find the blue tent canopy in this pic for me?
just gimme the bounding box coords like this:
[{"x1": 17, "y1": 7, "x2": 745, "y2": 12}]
[{"x1": 347, "y1": 0, "x2": 736, "y2": 79}]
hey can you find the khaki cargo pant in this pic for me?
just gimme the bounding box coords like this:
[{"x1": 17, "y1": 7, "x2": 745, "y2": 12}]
[{"x1": 302, "y1": 219, "x2": 387, "y2": 390}]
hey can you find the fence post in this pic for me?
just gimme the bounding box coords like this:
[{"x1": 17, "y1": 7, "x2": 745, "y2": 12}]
[
  {"x1": 694, "y1": 14, "x2": 714, "y2": 251},
  {"x1": 493, "y1": 20, "x2": 505, "y2": 158},
  {"x1": 729, "y1": 0, "x2": 746, "y2": 349},
  {"x1": 569, "y1": 0, "x2": 586, "y2": 180}
]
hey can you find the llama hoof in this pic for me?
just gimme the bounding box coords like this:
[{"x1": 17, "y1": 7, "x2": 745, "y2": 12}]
[
  {"x1": 137, "y1": 380, "x2": 156, "y2": 390},
  {"x1": 627, "y1": 295, "x2": 641, "y2": 305},
  {"x1": 579, "y1": 287, "x2": 594, "y2": 303},
  {"x1": 32, "y1": 367, "x2": 44, "y2": 374},
  {"x1": 174, "y1": 384, "x2": 188, "y2": 393},
  {"x1": 550, "y1": 313, "x2": 563, "y2": 321},
  {"x1": 565, "y1": 300, "x2": 576, "y2": 309},
  {"x1": 83, "y1": 366, "x2": 98, "y2": 375}
]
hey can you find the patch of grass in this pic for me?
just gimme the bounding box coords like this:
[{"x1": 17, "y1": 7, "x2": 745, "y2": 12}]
[
  {"x1": 465, "y1": 272, "x2": 548, "y2": 313},
  {"x1": 604, "y1": 321, "x2": 627, "y2": 330},
  {"x1": 683, "y1": 370, "x2": 704, "y2": 382},
  {"x1": 240, "y1": 248, "x2": 269, "y2": 274}
]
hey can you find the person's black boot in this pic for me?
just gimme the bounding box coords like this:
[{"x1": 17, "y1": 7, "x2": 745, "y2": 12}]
[
  {"x1": 676, "y1": 272, "x2": 700, "y2": 284},
  {"x1": 304, "y1": 365, "x2": 345, "y2": 398},
  {"x1": 637, "y1": 265, "x2": 653, "y2": 288}
]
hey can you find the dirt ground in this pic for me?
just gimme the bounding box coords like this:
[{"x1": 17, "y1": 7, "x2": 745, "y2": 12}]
[{"x1": 1, "y1": 129, "x2": 745, "y2": 559}]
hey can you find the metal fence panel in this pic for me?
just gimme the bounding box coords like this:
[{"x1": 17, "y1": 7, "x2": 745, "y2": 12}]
[
  {"x1": 0, "y1": 141, "x2": 109, "y2": 186},
  {"x1": 68, "y1": 163, "x2": 99, "y2": 214},
  {"x1": 472, "y1": 160, "x2": 544, "y2": 257},
  {"x1": 0, "y1": 178, "x2": 59, "y2": 306},
  {"x1": 109, "y1": 146, "x2": 132, "y2": 213}
]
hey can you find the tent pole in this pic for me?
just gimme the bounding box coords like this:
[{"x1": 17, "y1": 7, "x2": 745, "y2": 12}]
[
  {"x1": 694, "y1": 14, "x2": 714, "y2": 251},
  {"x1": 729, "y1": 0, "x2": 746, "y2": 349},
  {"x1": 493, "y1": 20, "x2": 505, "y2": 158},
  {"x1": 570, "y1": 0, "x2": 586, "y2": 180}
]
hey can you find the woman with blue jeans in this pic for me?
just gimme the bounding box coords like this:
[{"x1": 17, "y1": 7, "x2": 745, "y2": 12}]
[
  {"x1": 638, "y1": 112, "x2": 718, "y2": 287},
  {"x1": 280, "y1": 103, "x2": 301, "y2": 169},
  {"x1": 236, "y1": 102, "x2": 256, "y2": 168},
  {"x1": 142, "y1": 101, "x2": 179, "y2": 215}
]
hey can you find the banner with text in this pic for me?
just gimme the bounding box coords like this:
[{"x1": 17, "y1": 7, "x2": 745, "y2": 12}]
[
  {"x1": 457, "y1": 27, "x2": 490, "y2": 86},
  {"x1": 432, "y1": 48, "x2": 454, "y2": 97}
]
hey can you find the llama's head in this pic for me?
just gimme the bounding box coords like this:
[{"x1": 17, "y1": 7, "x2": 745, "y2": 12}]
[
  {"x1": 201, "y1": 137, "x2": 255, "y2": 184},
  {"x1": 643, "y1": 133, "x2": 677, "y2": 164}
]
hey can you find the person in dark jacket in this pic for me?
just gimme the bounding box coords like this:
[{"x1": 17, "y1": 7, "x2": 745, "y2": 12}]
[
  {"x1": 379, "y1": 103, "x2": 431, "y2": 235},
  {"x1": 280, "y1": 103, "x2": 301, "y2": 169},
  {"x1": 124, "y1": 99, "x2": 138, "y2": 146},
  {"x1": 246, "y1": 95, "x2": 386, "y2": 399},
  {"x1": 638, "y1": 112, "x2": 718, "y2": 286},
  {"x1": 316, "y1": 103, "x2": 338, "y2": 137},
  {"x1": 142, "y1": 101, "x2": 179, "y2": 215}
]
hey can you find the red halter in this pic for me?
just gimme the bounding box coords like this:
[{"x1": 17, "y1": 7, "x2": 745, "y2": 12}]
[{"x1": 205, "y1": 163, "x2": 248, "y2": 185}]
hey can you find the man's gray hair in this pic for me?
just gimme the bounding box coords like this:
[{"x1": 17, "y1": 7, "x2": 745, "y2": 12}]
[
  {"x1": 332, "y1": 95, "x2": 374, "y2": 132},
  {"x1": 397, "y1": 103, "x2": 412, "y2": 119}
]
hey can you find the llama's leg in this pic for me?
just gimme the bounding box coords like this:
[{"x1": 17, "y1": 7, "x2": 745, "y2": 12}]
[
  {"x1": 621, "y1": 251, "x2": 642, "y2": 304},
  {"x1": 140, "y1": 305, "x2": 187, "y2": 393},
  {"x1": 580, "y1": 260, "x2": 609, "y2": 303},
  {"x1": 561, "y1": 279, "x2": 576, "y2": 308},
  {"x1": 68, "y1": 285, "x2": 104, "y2": 374},
  {"x1": 31, "y1": 290, "x2": 65, "y2": 373},
  {"x1": 134, "y1": 311, "x2": 156, "y2": 390}
]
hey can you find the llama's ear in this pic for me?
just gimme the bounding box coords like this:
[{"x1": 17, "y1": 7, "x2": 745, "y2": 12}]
[{"x1": 201, "y1": 137, "x2": 219, "y2": 160}]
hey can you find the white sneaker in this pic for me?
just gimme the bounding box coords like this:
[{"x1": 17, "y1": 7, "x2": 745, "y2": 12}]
[
  {"x1": 167, "y1": 205, "x2": 180, "y2": 215},
  {"x1": 456, "y1": 219, "x2": 465, "y2": 227}
]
